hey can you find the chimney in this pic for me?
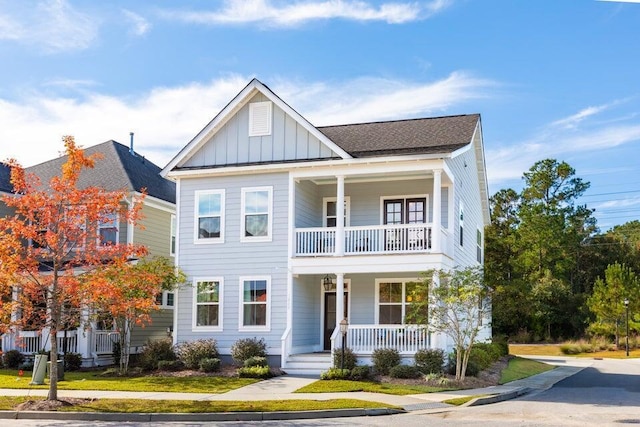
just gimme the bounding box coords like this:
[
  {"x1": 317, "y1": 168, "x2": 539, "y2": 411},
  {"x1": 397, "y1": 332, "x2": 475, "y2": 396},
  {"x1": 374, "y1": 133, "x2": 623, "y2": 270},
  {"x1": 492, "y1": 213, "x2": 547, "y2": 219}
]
[{"x1": 129, "y1": 132, "x2": 136, "y2": 156}]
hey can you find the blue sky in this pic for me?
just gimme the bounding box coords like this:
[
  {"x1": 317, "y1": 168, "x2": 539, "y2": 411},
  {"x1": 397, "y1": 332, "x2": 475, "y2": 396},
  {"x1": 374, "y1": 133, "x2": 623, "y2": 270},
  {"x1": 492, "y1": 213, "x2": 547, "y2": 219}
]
[{"x1": 1, "y1": 0, "x2": 639, "y2": 231}]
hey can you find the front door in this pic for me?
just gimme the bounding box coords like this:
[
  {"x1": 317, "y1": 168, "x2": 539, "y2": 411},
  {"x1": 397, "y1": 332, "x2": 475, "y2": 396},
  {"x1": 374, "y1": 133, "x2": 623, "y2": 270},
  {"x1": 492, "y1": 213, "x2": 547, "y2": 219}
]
[{"x1": 323, "y1": 292, "x2": 348, "y2": 350}]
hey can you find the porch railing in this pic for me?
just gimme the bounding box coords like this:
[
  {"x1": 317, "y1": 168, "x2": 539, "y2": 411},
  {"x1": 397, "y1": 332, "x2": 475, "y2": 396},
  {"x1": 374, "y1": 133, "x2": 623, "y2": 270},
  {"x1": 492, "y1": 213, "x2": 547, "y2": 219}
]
[
  {"x1": 295, "y1": 224, "x2": 433, "y2": 256},
  {"x1": 13, "y1": 331, "x2": 42, "y2": 354},
  {"x1": 57, "y1": 330, "x2": 78, "y2": 354},
  {"x1": 345, "y1": 324, "x2": 431, "y2": 354},
  {"x1": 93, "y1": 330, "x2": 118, "y2": 355}
]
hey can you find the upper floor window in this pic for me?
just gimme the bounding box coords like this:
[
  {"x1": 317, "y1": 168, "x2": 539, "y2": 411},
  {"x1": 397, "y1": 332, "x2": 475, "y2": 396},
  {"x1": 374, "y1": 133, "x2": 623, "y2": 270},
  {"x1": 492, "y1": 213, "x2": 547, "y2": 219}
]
[
  {"x1": 170, "y1": 214, "x2": 176, "y2": 256},
  {"x1": 155, "y1": 291, "x2": 175, "y2": 308},
  {"x1": 195, "y1": 190, "x2": 225, "y2": 243},
  {"x1": 241, "y1": 187, "x2": 272, "y2": 242},
  {"x1": 249, "y1": 101, "x2": 272, "y2": 137},
  {"x1": 323, "y1": 197, "x2": 350, "y2": 227},
  {"x1": 239, "y1": 276, "x2": 270, "y2": 331},
  {"x1": 193, "y1": 278, "x2": 222, "y2": 330},
  {"x1": 98, "y1": 213, "x2": 118, "y2": 246}
]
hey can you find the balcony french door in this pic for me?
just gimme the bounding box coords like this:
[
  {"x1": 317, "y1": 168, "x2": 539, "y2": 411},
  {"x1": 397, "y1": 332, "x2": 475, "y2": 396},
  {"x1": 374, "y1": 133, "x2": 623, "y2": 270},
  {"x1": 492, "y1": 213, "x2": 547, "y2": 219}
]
[{"x1": 383, "y1": 198, "x2": 427, "y2": 250}]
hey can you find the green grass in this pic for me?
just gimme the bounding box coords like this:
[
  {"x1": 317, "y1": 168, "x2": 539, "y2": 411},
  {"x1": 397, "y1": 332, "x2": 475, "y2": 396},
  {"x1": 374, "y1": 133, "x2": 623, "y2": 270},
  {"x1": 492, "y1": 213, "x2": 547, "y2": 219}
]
[
  {"x1": 0, "y1": 369, "x2": 258, "y2": 393},
  {"x1": 443, "y1": 394, "x2": 490, "y2": 406},
  {"x1": 499, "y1": 357, "x2": 554, "y2": 384},
  {"x1": 0, "y1": 396, "x2": 398, "y2": 413},
  {"x1": 510, "y1": 344, "x2": 640, "y2": 359},
  {"x1": 295, "y1": 379, "x2": 458, "y2": 396}
]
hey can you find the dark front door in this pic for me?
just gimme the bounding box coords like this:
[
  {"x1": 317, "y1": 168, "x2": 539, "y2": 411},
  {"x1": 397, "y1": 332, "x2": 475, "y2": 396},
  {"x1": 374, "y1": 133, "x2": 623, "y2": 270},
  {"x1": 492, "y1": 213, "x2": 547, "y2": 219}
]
[{"x1": 323, "y1": 292, "x2": 348, "y2": 350}]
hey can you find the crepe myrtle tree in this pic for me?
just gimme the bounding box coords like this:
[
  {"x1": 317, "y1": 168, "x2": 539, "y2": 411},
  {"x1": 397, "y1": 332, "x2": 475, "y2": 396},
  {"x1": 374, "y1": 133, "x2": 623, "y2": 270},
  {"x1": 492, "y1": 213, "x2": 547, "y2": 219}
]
[
  {"x1": 0, "y1": 136, "x2": 151, "y2": 401},
  {"x1": 406, "y1": 266, "x2": 492, "y2": 381}
]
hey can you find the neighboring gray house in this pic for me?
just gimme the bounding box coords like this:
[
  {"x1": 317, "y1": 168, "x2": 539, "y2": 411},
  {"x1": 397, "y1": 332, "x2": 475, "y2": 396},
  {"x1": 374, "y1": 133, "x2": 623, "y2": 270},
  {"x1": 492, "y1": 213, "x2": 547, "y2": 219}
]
[
  {"x1": 1, "y1": 141, "x2": 177, "y2": 366},
  {"x1": 0, "y1": 163, "x2": 14, "y2": 218},
  {"x1": 162, "y1": 79, "x2": 491, "y2": 374}
]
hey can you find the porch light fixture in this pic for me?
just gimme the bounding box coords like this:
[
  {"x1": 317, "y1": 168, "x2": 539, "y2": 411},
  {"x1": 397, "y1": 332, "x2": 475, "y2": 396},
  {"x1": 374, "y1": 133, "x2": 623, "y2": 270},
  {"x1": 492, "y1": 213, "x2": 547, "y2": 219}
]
[{"x1": 323, "y1": 275, "x2": 335, "y2": 291}]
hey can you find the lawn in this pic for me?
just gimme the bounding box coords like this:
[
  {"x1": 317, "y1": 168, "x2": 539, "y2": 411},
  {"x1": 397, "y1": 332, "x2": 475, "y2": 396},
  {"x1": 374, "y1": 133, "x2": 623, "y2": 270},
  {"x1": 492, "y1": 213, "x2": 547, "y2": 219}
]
[
  {"x1": 295, "y1": 379, "x2": 458, "y2": 396},
  {"x1": 499, "y1": 357, "x2": 553, "y2": 384},
  {"x1": 0, "y1": 369, "x2": 258, "y2": 393},
  {"x1": 510, "y1": 344, "x2": 640, "y2": 359},
  {"x1": 0, "y1": 396, "x2": 398, "y2": 413}
]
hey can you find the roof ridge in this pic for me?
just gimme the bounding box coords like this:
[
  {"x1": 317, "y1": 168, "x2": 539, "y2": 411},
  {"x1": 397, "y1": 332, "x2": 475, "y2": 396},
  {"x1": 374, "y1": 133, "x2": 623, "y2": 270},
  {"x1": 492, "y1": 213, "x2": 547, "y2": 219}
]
[{"x1": 317, "y1": 113, "x2": 480, "y2": 129}]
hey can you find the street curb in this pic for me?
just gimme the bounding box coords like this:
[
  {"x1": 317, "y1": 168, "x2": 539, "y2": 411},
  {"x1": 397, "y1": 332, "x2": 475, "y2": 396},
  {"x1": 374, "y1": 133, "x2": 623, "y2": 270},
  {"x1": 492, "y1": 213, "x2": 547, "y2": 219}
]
[
  {"x1": 0, "y1": 407, "x2": 405, "y2": 422},
  {"x1": 465, "y1": 387, "x2": 531, "y2": 407}
]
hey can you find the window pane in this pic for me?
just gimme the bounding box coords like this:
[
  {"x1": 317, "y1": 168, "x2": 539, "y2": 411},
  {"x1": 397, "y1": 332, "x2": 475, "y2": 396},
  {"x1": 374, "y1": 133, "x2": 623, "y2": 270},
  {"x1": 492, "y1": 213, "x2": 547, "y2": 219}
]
[
  {"x1": 379, "y1": 305, "x2": 402, "y2": 324},
  {"x1": 166, "y1": 293, "x2": 174, "y2": 306},
  {"x1": 199, "y1": 217, "x2": 220, "y2": 238},
  {"x1": 197, "y1": 281, "x2": 219, "y2": 303},
  {"x1": 245, "y1": 214, "x2": 267, "y2": 237},
  {"x1": 243, "y1": 303, "x2": 267, "y2": 326},
  {"x1": 245, "y1": 191, "x2": 268, "y2": 214},
  {"x1": 199, "y1": 193, "x2": 221, "y2": 216},
  {"x1": 405, "y1": 282, "x2": 424, "y2": 302},
  {"x1": 379, "y1": 282, "x2": 402, "y2": 303},
  {"x1": 197, "y1": 305, "x2": 219, "y2": 326},
  {"x1": 326, "y1": 201, "x2": 336, "y2": 217},
  {"x1": 244, "y1": 280, "x2": 267, "y2": 302},
  {"x1": 326, "y1": 218, "x2": 337, "y2": 227},
  {"x1": 99, "y1": 228, "x2": 117, "y2": 245}
]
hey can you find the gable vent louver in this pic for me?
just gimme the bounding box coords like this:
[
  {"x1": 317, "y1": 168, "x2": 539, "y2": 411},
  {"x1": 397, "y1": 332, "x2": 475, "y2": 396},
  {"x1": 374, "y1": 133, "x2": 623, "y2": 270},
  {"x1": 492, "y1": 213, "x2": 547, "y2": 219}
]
[{"x1": 249, "y1": 101, "x2": 272, "y2": 137}]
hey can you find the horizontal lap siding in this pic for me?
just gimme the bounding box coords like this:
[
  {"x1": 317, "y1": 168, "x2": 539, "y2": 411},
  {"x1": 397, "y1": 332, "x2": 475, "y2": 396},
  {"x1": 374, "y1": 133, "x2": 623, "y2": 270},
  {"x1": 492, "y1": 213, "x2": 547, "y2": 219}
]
[
  {"x1": 295, "y1": 180, "x2": 322, "y2": 228},
  {"x1": 129, "y1": 310, "x2": 173, "y2": 352},
  {"x1": 292, "y1": 276, "x2": 321, "y2": 349},
  {"x1": 176, "y1": 173, "x2": 289, "y2": 356},
  {"x1": 135, "y1": 204, "x2": 173, "y2": 258}
]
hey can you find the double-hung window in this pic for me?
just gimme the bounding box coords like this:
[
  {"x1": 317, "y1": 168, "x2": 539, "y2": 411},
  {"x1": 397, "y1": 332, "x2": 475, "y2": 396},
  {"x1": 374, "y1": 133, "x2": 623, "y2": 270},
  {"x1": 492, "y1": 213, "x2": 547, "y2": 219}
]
[
  {"x1": 241, "y1": 187, "x2": 272, "y2": 242},
  {"x1": 195, "y1": 190, "x2": 224, "y2": 243},
  {"x1": 376, "y1": 280, "x2": 421, "y2": 324},
  {"x1": 98, "y1": 213, "x2": 118, "y2": 246},
  {"x1": 193, "y1": 278, "x2": 222, "y2": 330},
  {"x1": 239, "y1": 276, "x2": 270, "y2": 331},
  {"x1": 170, "y1": 214, "x2": 176, "y2": 256}
]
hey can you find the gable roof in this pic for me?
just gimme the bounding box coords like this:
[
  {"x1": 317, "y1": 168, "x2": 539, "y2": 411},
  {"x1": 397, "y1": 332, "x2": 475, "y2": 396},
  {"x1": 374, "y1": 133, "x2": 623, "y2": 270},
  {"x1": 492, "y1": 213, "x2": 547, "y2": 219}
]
[
  {"x1": 0, "y1": 163, "x2": 12, "y2": 193},
  {"x1": 27, "y1": 140, "x2": 175, "y2": 204},
  {"x1": 318, "y1": 114, "x2": 480, "y2": 158}
]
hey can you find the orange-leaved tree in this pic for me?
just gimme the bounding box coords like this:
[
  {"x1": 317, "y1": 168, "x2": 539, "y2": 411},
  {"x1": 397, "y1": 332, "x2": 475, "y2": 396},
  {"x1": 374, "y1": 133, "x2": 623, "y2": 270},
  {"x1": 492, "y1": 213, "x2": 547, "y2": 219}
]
[{"x1": 0, "y1": 136, "x2": 148, "y2": 401}]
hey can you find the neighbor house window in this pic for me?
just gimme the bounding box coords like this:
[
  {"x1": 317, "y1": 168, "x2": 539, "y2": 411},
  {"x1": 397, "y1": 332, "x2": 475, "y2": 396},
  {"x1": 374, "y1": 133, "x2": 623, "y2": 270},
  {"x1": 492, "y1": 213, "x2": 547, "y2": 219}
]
[
  {"x1": 240, "y1": 276, "x2": 270, "y2": 330},
  {"x1": 249, "y1": 101, "x2": 272, "y2": 137},
  {"x1": 477, "y1": 228, "x2": 483, "y2": 263},
  {"x1": 98, "y1": 213, "x2": 118, "y2": 246},
  {"x1": 376, "y1": 280, "x2": 421, "y2": 324},
  {"x1": 156, "y1": 291, "x2": 175, "y2": 308},
  {"x1": 241, "y1": 187, "x2": 272, "y2": 242},
  {"x1": 193, "y1": 279, "x2": 222, "y2": 330},
  {"x1": 195, "y1": 190, "x2": 224, "y2": 243},
  {"x1": 170, "y1": 214, "x2": 176, "y2": 256},
  {"x1": 459, "y1": 202, "x2": 464, "y2": 247}
]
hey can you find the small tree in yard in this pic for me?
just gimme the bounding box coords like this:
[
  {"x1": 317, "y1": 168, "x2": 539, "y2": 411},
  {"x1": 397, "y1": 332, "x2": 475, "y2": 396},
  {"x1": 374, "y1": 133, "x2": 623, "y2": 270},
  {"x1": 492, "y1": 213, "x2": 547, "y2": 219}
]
[
  {"x1": 0, "y1": 136, "x2": 169, "y2": 400},
  {"x1": 406, "y1": 266, "x2": 492, "y2": 381}
]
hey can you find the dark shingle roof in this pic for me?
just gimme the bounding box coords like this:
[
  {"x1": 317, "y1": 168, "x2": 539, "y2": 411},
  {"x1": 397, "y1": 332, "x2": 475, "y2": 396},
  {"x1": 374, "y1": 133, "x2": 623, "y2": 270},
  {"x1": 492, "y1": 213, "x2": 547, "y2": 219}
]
[
  {"x1": 0, "y1": 163, "x2": 12, "y2": 193},
  {"x1": 318, "y1": 114, "x2": 480, "y2": 157},
  {"x1": 26, "y1": 141, "x2": 175, "y2": 204}
]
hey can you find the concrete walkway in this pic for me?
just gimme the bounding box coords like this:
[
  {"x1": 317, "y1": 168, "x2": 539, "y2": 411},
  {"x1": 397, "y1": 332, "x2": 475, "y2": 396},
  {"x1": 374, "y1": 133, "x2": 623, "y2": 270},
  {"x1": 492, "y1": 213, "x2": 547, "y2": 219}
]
[{"x1": 0, "y1": 356, "x2": 589, "y2": 422}]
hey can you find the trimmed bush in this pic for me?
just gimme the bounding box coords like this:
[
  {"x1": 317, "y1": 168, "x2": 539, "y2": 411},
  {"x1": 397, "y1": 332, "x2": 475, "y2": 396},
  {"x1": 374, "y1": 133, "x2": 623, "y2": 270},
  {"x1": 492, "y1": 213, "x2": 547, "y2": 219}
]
[
  {"x1": 4, "y1": 350, "x2": 24, "y2": 369},
  {"x1": 138, "y1": 339, "x2": 177, "y2": 371},
  {"x1": 230, "y1": 338, "x2": 267, "y2": 365},
  {"x1": 349, "y1": 365, "x2": 371, "y2": 381},
  {"x1": 415, "y1": 348, "x2": 444, "y2": 374},
  {"x1": 175, "y1": 339, "x2": 219, "y2": 370},
  {"x1": 244, "y1": 356, "x2": 268, "y2": 368},
  {"x1": 491, "y1": 336, "x2": 510, "y2": 357},
  {"x1": 320, "y1": 367, "x2": 351, "y2": 380},
  {"x1": 470, "y1": 347, "x2": 492, "y2": 371},
  {"x1": 372, "y1": 348, "x2": 400, "y2": 375},
  {"x1": 199, "y1": 357, "x2": 221, "y2": 373},
  {"x1": 64, "y1": 353, "x2": 82, "y2": 371},
  {"x1": 332, "y1": 347, "x2": 357, "y2": 370},
  {"x1": 447, "y1": 351, "x2": 481, "y2": 377},
  {"x1": 238, "y1": 365, "x2": 273, "y2": 379},
  {"x1": 157, "y1": 360, "x2": 184, "y2": 371},
  {"x1": 389, "y1": 364, "x2": 421, "y2": 379},
  {"x1": 473, "y1": 343, "x2": 502, "y2": 362}
]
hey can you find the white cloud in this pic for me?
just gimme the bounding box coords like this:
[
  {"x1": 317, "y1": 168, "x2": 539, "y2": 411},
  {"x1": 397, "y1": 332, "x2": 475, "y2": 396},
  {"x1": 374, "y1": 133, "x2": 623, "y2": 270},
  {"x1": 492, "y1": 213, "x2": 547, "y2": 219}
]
[
  {"x1": 0, "y1": 73, "x2": 490, "y2": 168},
  {"x1": 122, "y1": 9, "x2": 151, "y2": 36},
  {"x1": 161, "y1": 0, "x2": 450, "y2": 27}
]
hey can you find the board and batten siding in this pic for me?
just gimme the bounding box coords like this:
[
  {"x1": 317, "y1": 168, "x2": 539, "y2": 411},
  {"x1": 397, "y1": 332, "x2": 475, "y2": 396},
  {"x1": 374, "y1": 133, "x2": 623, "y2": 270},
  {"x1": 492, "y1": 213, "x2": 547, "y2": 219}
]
[
  {"x1": 175, "y1": 172, "x2": 289, "y2": 356},
  {"x1": 135, "y1": 203, "x2": 174, "y2": 258},
  {"x1": 183, "y1": 93, "x2": 338, "y2": 168}
]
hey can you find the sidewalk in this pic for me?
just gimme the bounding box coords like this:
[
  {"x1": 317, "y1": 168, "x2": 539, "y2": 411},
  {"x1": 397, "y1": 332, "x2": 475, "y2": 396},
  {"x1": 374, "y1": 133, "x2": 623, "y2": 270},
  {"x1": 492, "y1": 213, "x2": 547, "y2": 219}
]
[{"x1": 0, "y1": 356, "x2": 589, "y2": 422}]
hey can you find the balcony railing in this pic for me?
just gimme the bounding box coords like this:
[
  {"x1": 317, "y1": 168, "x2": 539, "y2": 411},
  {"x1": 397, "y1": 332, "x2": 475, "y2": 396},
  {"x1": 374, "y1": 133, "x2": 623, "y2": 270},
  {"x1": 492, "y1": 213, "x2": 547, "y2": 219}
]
[{"x1": 295, "y1": 223, "x2": 433, "y2": 256}]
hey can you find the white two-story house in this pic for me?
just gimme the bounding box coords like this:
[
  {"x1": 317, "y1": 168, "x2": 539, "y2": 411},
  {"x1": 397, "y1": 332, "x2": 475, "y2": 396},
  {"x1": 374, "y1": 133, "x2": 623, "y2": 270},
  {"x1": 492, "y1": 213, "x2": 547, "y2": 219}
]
[{"x1": 162, "y1": 79, "x2": 491, "y2": 374}]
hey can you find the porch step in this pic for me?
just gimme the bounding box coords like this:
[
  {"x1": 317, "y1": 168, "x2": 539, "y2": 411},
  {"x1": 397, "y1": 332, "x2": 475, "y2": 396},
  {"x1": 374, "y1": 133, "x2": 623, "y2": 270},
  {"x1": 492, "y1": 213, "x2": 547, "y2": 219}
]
[{"x1": 283, "y1": 353, "x2": 332, "y2": 376}]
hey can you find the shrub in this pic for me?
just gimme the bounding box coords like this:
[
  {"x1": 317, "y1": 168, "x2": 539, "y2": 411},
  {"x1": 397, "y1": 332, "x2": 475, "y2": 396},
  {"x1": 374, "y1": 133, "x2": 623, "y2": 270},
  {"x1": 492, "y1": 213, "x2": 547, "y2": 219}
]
[
  {"x1": 491, "y1": 336, "x2": 510, "y2": 357},
  {"x1": 415, "y1": 349, "x2": 444, "y2": 374},
  {"x1": 332, "y1": 347, "x2": 357, "y2": 370},
  {"x1": 4, "y1": 350, "x2": 24, "y2": 369},
  {"x1": 372, "y1": 348, "x2": 400, "y2": 375},
  {"x1": 238, "y1": 365, "x2": 273, "y2": 379},
  {"x1": 244, "y1": 356, "x2": 268, "y2": 368},
  {"x1": 64, "y1": 353, "x2": 82, "y2": 371},
  {"x1": 473, "y1": 343, "x2": 502, "y2": 362},
  {"x1": 320, "y1": 368, "x2": 351, "y2": 380},
  {"x1": 199, "y1": 358, "x2": 221, "y2": 373},
  {"x1": 447, "y1": 350, "x2": 481, "y2": 377},
  {"x1": 230, "y1": 338, "x2": 267, "y2": 365},
  {"x1": 560, "y1": 343, "x2": 581, "y2": 355},
  {"x1": 470, "y1": 347, "x2": 492, "y2": 370},
  {"x1": 349, "y1": 365, "x2": 371, "y2": 381},
  {"x1": 175, "y1": 339, "x2": 219, "y2": 370},
  {"x1": 389, "y1": 364, "x2": 421, "y2": 379},
  {"x1": 511, "y1": 329, "x2": 532, "y2": 344},
  {"x1": 138, "y1": 339, "x2": 177, "y2": 371},
  {"x1": 19, "y1": 362, "x2": 34, "y2": 371},
  {"x1": 157, "y1": 360, "x2": 184, "y2": 371}
]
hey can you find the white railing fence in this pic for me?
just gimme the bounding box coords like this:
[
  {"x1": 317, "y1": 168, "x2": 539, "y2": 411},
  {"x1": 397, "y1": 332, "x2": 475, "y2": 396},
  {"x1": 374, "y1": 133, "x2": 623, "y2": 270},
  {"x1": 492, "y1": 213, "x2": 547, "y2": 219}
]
[
  {"x1": 93, "y1": 330, "x2": 118, "y2": 355},
  {"x1": 56, "y1": 330, "x2": 78, "y2": 354},
  {"x1": 345, "y1": 324, "x2": 431, "y2": 354}
]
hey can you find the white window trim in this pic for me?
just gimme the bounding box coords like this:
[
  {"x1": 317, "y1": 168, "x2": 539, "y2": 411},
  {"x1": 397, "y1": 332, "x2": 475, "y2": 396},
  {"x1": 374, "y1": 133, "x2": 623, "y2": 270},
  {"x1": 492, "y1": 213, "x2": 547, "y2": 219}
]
[
  {"x1": 322, "y1": 196, "x2": 351, "y2": 227},
  {"x1": 379, "y1": 194, "x2": 430, "y2": 224},
  {"x1": 238, "y1": 275, "x2": 271, "y2": 332},
  {"x1": 194, "y1": 190, "x2": 225, "y2": 244},
  {"x1": 476, "y1": 227, "x2": 483, "y2": 264},
  {"x1": 459, "y1": 201, "x2": 464, "y2": 247},
  {"x1": 170, "y1": 214, "x2": 177, "y2": 256},
  {"x1": 192, "y1": 277, "x2": 224, "y2": 332},
  {"x1": 156, "y1": 290, "x2": 175, "y2": 309},
  {"x1": 240, "y1": 186, "x2": 273, "y2": 243},
  {"x1": 249, "y1": 101, "x2": 272, "y2": 137},
  {"x1": 97, "y1": 212, "x2": 119, "y2": 247},
  {"x1": 374, "y1": 278, "x2": 420, "y2": 325}
]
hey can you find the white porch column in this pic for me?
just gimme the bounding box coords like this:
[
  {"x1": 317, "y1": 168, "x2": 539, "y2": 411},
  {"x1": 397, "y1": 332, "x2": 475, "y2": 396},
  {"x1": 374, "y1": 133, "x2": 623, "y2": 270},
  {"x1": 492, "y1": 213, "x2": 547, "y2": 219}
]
[
  {"x1": 335, "y1": 273, "x2": 345, "y2": 331},
  {"x1": 432, "y1": 169, "x2": 442, "y2": 252},
  {"x1": 335, "y1": 175, "x2": 345, "y2": 256}
]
